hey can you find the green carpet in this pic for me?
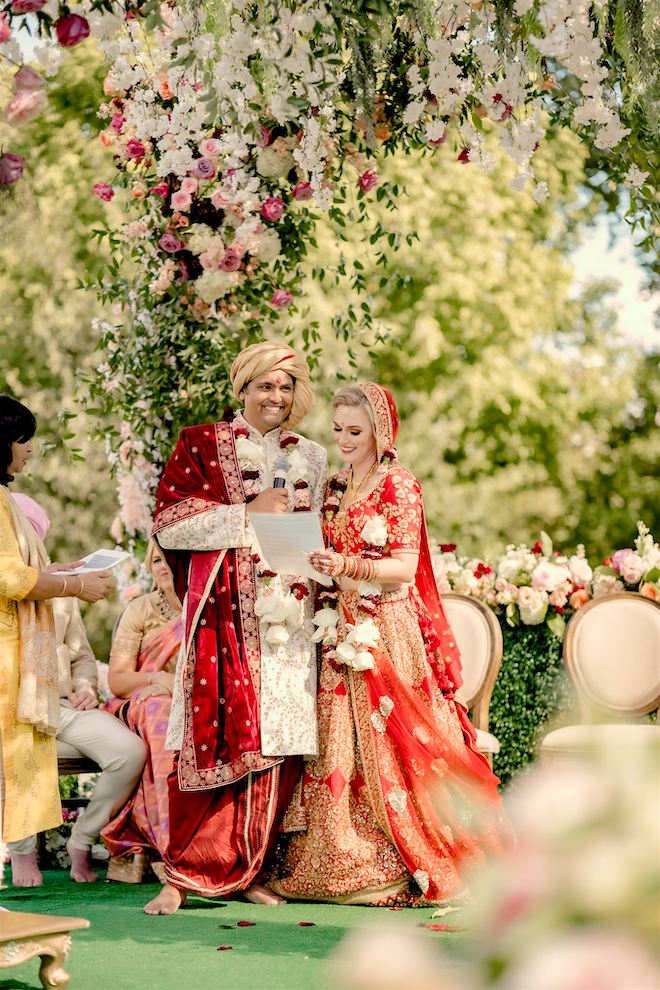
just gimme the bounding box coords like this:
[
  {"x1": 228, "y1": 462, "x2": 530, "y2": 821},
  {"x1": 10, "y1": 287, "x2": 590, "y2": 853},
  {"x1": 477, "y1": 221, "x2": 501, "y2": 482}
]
[{"x1": 0, "y1": 871, "x2": 465, "y2": 990}]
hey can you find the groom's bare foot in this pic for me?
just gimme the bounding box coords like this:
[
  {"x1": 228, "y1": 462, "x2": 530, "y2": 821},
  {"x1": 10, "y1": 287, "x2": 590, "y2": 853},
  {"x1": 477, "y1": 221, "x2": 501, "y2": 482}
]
[
  {"x1": 144, "y1": 883, "x2": 187, "y2": 915},
  {"x1": 10, "y1": 851, "x2": 43, "y2": 887},
  {"x1": 67, "y1": 840, "x2": 100, "y2": 883},
  {"x1": 244, "y1": 883, "x2": 286, "y2": 905}
]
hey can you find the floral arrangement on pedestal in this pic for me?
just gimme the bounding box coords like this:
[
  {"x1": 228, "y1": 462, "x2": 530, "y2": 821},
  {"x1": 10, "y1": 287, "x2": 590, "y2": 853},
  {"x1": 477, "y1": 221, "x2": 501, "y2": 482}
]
[
  {"x1": 432, "y1": 521, "x2": 659, "y2": 639},
  {"x1": 2, "y1": 1, "x2": 656, "y2": 546}
]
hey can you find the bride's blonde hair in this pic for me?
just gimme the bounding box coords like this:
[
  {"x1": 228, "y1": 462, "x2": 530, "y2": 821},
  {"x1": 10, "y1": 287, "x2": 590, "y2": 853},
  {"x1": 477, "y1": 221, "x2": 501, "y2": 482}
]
[{"x1": 332, "y1": 385, "x2": 375, "y2": 430}]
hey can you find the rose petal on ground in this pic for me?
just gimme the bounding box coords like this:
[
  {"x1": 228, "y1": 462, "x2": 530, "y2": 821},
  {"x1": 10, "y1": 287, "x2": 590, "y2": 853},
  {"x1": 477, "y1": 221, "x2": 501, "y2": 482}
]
[
  {"x1": 216, "y1": 945, "x2": 234, "y2": 950},
  {"x1": 298, "y1": 921, "x2": 316, "y2": 926},
  {"x1": 417, "y1": 923, "x2": 468, "y2": 932},
  {"x1": 237, "y1": 920, "x2": 256, "y2": 927}
]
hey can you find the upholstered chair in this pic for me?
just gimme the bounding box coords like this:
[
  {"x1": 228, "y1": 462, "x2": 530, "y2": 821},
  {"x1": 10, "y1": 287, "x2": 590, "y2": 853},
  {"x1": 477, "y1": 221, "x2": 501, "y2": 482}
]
[
  {"x1": 442, "y1": 594, "x2": 503, "y2": 763},
  {"x1": 541, "y1": 592, "x2": 660, "y2": 758}
]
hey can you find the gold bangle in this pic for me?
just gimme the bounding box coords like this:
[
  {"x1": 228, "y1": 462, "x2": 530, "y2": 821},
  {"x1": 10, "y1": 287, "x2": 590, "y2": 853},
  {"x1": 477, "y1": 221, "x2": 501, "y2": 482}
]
[
  {"x1": 75, "y1": 576, "x2": 84, "y2": 596},
  {"x1": 60, "y1": 577, "x2": 68, "y2": 597}
]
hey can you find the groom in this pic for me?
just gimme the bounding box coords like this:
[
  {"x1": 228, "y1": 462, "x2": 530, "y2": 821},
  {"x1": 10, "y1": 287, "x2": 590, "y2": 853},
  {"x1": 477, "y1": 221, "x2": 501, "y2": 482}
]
[{"x1": 146, "y1": 341, "x2": 327, "y2": 914}]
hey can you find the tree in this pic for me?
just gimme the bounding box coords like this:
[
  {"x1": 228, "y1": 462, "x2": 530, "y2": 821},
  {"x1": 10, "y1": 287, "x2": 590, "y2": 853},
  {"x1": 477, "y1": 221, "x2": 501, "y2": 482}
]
[
  {"x1": 296, "y1": 129, "x2": 659, "y2": 559},
  {"x1": 0, "y1": 48, "x2": 120, "y2": 652}
]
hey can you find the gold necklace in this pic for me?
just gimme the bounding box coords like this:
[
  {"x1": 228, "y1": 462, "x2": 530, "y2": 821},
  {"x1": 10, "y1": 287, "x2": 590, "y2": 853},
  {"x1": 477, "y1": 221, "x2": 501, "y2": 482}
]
[{"x1": 344, "y1": 461, "x2": 379, "y2": 503}]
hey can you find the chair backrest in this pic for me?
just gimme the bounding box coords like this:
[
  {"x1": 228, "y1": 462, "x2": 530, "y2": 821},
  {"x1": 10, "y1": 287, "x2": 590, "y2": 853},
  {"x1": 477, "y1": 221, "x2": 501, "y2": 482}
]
[
  {"x1": 564, "y1": 592, "x2": 660, "y2": 719},
  {"x1": 441, "y1": 593, "x2": 503, "y2": 730}
]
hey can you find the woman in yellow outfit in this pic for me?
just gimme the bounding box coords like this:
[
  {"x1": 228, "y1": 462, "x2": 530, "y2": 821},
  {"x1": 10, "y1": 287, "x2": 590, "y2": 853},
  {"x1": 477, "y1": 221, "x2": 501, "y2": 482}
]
[{"x1": 0, "y1": 395, "x2": 114, "y2": 846}]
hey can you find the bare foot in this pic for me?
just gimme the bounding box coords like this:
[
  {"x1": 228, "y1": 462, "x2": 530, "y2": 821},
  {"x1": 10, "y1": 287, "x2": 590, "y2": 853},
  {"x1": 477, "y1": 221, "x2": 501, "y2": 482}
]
[
  {"x1": 244, "y1": 883, "x2": 286, "y2": 906},
  {"x1": 67, "y1": 840, "x2": 100, "y2": 883},
  {"x1": 144, "y1": 882, "x2": 187, "y2": 915},
  {"x1": 10, "y1": 851, "x2": 43, "y2": 888}
]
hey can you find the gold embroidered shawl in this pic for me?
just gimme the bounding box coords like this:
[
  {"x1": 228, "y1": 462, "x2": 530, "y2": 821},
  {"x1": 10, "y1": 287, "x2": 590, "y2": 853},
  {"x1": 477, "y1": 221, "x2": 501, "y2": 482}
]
[{"x1": 5, "y1": 489, "x2": 60, "y2": 736}]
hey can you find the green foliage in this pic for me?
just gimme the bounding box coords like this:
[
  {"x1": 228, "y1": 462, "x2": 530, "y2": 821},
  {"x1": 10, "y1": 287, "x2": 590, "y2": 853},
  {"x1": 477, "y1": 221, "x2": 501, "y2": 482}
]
[
  {"x1": 296, "y1": 131, "x2": 659, "y2": 560},
  {"x1": 0, "y1": 48, "x2": 119, "y2": 656},
  {"x1": 490, "y1": 620, "x2": 572, "y2": 786}
]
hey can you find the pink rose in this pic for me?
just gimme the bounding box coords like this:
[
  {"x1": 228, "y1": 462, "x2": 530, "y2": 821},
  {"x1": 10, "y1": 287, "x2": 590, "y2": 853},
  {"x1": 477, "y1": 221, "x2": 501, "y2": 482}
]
[
  {"x1": 219, "y1": 247, "x2": 242, "y2": 272},
  {"x1": 292, "y1": 181, "x2": 313, "y2": 201},
  {"x1": 110, "y1": 113, "x2": 125, "y2": 133},
  {"x1": 428, "y1": 130, "x2": 447, "y2": 147},
  {"x1": 620, "y1": 554, "x2": 645, "y2": 585},
  {"x1": 358, "y1": 170, "x2": 379, "y2": 192},
  {"x1": 180, "y1": 177, "x2": 198, "y2": 195},
  {"x1": 210, "y1": 188, "x2": 230, "y2": 210},
  {"x1": 271, "y1": 289, "x2": 293, "y2": 308},
  {"x1": 93, "y1": 182, "x2": 115, "y2": 202},
  {"x1": 199, "y1": 138, "x2": 221, "y2": 158},
  {"x1": 611, "y1": 548, "x2": 633, "y2": 574},
  {"x1": 0, "y1": 13, "x2": 10, "y2": 43},
  {"x1": 0, "y1": 151, "x2": 26, "y2": 185},
  {"x1": 260, "y1": 196, "x2": 284, "y2": 222},
  {"x1": 55, "y1": 14, "x2": 90, "y2": 48},
  {"x1": 151, "y1": 182, "x2": 169, "y2": 197},
  {"x1": 125, "y1": 139, "x2": 146, "y2": 161},
  {"x1": 13, "y1": 67, "x2": 44, "y2": 92},
  {"x1": 191, "y1": 157, "x2": 216, "y2": 180},
  {"x1": 11, "y1": 0, "x2": 46, "y2": 11},
  {"x1": 170, "y1": 190, "x2": 192, "y2": 211},
  {"x1": 640, "y1": 582, "x2": 659, "y2": 601},
  {"x1": 258, "y1": 126, "x2": 273, "y2": 147},
  {"x1": 159, "y1": 231, "x2": 184, "y2": 253},
  {"x1": 5, "y1": 89, "x2": 46, "y2": 126}
]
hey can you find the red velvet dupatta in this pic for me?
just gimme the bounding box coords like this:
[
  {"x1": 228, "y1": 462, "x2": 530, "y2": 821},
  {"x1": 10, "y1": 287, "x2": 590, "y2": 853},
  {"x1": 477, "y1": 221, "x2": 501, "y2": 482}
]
[{"x1": 153, "y1": 421, "x2": 280, "y2": 791}]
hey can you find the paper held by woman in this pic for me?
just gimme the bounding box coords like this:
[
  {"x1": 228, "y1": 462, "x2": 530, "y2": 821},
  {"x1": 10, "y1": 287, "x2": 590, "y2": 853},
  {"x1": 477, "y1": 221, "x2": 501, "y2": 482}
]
[
  {"x1": 50, "y1": 548, "x2": 131, "y2": 575},
  {"x1": 248, "y1": 512, "x2": 333, "y2": 586}
]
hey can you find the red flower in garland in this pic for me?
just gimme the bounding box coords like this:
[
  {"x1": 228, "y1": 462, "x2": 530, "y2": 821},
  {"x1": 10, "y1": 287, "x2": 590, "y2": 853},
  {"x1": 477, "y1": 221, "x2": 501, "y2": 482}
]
[
  {"x1": 531, "y1": 540, "x2": 543, "y2": 554},
  {"x1": 438, "y1": 543, "x2": 457, "y2": 553},
  {"x1": 280, "y1": 434, "x2": 299, "y2": 448},
  {"x1": 290, "y1": 582, "x2": 309, "y2": 601},
  {"x1": 294, "y1": 480, "x2": 309, "y2": 490},
  {"x1": 242, "y1": 469, "x2": 260, "y2": 481},
  {"x1": 233, "y1": 423, "x2": 250, "y2": 438}
]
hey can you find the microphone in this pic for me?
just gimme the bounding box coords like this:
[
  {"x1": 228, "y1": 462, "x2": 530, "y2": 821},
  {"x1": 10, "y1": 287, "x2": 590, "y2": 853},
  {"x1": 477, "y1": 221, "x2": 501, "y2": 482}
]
[{"x1": 272, "y1": 455, "x2": 289, "y2": 489}]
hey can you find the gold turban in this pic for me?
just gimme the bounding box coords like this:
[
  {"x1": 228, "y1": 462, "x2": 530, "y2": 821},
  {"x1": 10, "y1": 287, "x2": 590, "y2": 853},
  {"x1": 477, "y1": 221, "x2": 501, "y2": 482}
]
[{"x1": 230, "y1": 341, "x2": 315, "y2": 428}]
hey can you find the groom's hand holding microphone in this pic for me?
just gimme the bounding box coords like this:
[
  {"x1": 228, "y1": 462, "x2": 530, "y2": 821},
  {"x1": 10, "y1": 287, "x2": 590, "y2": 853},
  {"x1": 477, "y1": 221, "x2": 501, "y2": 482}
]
[{"x1": 246, "y1": 456, "x2": 289, "y2": 514}]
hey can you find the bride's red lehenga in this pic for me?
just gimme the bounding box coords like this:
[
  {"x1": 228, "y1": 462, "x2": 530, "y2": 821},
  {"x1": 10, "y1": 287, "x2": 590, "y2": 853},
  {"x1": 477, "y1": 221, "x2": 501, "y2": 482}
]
[{"x1": 271, "y1": 384, "x2": 507, "y2": 905}]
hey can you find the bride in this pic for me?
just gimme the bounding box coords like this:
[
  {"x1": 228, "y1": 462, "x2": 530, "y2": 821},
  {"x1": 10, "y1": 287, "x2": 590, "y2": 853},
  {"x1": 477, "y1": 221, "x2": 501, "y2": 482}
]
[{"x1": 271, "y1": 383, "x2": 506, "y2": 905}]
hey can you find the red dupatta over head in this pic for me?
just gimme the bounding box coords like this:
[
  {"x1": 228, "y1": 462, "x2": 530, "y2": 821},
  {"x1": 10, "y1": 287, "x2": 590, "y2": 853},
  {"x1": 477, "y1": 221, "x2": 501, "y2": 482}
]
[{"x1": 358, "y1": 383, "x2": 463, "y2": 692}]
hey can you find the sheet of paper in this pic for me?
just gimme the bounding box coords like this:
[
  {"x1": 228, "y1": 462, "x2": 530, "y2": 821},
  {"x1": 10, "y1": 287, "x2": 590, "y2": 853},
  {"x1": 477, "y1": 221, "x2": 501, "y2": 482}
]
[
  {"x1": 248, "y1": 512, "x2": 333, "y2": 587},
  {"x1": 50, "y1": 548, "x2": 132, "y2": 576}
]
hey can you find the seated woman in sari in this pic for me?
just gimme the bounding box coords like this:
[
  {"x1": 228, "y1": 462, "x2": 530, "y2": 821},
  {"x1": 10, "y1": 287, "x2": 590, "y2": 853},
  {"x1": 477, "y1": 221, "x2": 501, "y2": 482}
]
[
  {"x1": 102, "y1": 541, "x2": 182, "y2": 882},
  {"x1": 271, "y1": 384, "x2": 507, "y2": 906}
]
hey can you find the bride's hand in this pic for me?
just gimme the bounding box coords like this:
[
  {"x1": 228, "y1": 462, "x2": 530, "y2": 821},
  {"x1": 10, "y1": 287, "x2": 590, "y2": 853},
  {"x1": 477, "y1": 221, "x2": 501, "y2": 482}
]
[{"x1": 308, "y1": 550, "x2": 344, "y2": 578}]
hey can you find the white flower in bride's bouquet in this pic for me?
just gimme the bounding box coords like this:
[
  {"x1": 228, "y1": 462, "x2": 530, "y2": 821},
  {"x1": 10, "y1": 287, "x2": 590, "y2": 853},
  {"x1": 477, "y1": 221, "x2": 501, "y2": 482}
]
[
  {"x1": 361, "y1": 515, "x2": 387, "y2": 547},
  {"x1": 345, "y1": 618, "x2": 380, "y2": 648},
  {"x1": 311, "y1": 607, "x2": 339, "y2": 644},
  {"x1": 235, "y1": 437, "x2": 265, "y2": 467},
  {"x1": 287, "y1": 447, "x2": 309, "y2": 481},
  {"x1": 352, "y1": 650, "x2": 375, "y2": 672},
  {"x1": 517, "y1": 586, "x2": 549, "y2": 625},
  {"x1": 265, "y1": 623, "x2": 290, "y2": 645}
]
